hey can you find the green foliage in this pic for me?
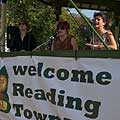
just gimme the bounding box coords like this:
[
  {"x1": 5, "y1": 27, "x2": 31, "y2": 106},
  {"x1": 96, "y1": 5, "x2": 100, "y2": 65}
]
[
  {"x1": 6, "y1": 0, "x2": 87, "y2": 49},
  {"x1": 60, "y1": 8, "x2": 88, "y2": 49},
  {"x1": 7, "y1": 0, "x2": 56, "y2": 47}
]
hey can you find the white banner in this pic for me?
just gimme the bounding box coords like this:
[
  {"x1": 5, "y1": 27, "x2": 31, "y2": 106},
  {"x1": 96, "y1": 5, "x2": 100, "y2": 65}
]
[{"x1": 0, "y1": 56, "x2": 120, "y2": 120}]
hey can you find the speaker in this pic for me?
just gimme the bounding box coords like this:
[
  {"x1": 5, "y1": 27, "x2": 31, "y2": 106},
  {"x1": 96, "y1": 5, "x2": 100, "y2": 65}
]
[{"x1": 7, "y1": 26, "x2": 19, "y2": 48}]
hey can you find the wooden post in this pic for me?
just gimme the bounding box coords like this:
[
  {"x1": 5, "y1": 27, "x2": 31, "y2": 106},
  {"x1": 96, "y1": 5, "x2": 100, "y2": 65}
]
[{"x1": 0, "y1": 0, "x2": 6, "y2": 52}]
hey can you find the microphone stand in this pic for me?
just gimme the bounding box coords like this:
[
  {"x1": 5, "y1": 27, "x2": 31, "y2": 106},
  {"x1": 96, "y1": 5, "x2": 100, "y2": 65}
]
[{"x1": 32, "y1": 32, "x2": 57, "y2": 51}]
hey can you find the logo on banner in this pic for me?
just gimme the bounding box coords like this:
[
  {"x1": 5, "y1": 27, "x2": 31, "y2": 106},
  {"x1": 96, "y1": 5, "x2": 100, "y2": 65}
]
[{"x1": 0, "y1": 66, "x2": 11, "y2": 113}]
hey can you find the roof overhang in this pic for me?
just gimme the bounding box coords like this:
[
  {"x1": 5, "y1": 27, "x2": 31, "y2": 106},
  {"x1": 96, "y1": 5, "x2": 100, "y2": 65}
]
[{"x1": 39, "y1": 0, "x2": 120, "y2": 16}]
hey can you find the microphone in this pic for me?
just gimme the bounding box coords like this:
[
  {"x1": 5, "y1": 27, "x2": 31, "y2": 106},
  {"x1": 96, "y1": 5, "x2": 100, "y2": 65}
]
[
  {"x1": 53, "y1": 31, "x2": 58, "y2": 37},
  {"x1": 32, "y1": 32, "x2": 58, "y2": 51},
  {"x1": 49, "y1": 32, "x2": 58, "y2": 40}
]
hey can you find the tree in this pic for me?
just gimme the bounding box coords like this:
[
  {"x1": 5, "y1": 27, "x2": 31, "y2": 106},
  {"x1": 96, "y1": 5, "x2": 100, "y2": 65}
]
[
  {"x1": 7, "y1": 0, "x2": 56, "y2": 48},
  {"x1": 60, "y1": 8, "x2": 89, "y2": 49},
  {"x1": 6, "y1": 0, "x2": 87, "y2": 50}
]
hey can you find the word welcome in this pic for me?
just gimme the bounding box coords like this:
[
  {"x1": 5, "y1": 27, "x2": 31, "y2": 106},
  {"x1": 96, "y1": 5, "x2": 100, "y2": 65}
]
[{"x1": 13, "y1": 63, "x2": 112, "y2": 85}]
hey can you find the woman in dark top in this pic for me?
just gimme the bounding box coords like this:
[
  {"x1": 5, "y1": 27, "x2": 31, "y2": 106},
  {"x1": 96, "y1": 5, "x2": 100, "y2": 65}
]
[{"x1": 10, "y1": 20, "x2": 36, "y2": 51}]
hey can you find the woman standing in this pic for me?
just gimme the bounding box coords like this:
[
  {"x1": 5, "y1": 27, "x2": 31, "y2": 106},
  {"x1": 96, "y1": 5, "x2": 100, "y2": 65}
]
[
  {"x1": 51, "y1": 21, "x2": 78, "y2": 51},
  {"x1": 10, "y1": 20, "x2": 36, "y2": 51},
  {"x1": 85, "y1": 12, "x2": 117, "y2": 50}
]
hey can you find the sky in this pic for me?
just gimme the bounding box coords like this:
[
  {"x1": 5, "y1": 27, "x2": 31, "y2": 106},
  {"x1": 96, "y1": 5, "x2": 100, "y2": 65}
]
[{"x1": 69, "y1": 8, "x2": 99, "y2": 19}]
